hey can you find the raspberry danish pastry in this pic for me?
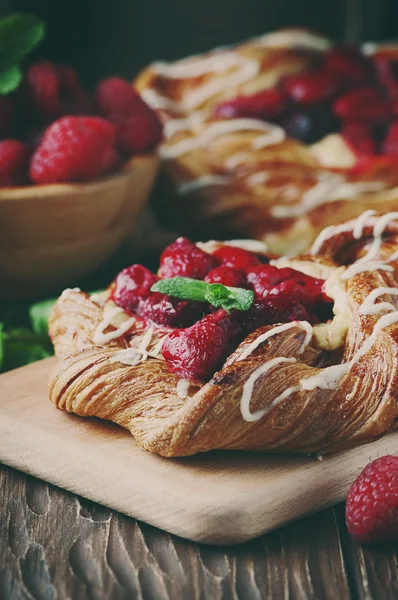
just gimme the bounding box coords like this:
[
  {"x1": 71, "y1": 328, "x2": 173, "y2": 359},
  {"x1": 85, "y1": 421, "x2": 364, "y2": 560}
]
[
  {"x1": 49, "y1": 211, "x2": 398, "y2": 457},
  {"x1": 135, "y1": 30, "x2": 398, "y2": 254}
]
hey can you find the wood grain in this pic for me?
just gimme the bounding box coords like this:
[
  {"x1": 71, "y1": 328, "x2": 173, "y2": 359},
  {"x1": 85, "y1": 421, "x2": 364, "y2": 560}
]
[
  {"x1": 1, "y1": 358, "x2": 398, "y2": 545},
  {"x1": 1, "y1": 464, "x2": 397, "y2": 600}
]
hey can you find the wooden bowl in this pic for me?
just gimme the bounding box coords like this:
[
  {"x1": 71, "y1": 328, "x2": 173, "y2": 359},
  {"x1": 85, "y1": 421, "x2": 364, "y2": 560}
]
[{"x1": 0, "y1": 155, "x2": 159, "y2": 299}]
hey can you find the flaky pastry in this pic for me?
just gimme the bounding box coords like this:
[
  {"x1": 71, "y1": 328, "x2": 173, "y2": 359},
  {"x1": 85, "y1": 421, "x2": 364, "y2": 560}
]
[
  {"x1": 49, "y1": 211, "x2": 398, "y2": 457},
  {"x1": 135, "y1": 30, "x2": 398, "y2": 254}
]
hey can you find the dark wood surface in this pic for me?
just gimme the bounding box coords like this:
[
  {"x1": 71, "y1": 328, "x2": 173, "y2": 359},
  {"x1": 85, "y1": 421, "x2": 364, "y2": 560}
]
[{"x1": 0, "y1": 464, "x2": 397, "y2": 600}]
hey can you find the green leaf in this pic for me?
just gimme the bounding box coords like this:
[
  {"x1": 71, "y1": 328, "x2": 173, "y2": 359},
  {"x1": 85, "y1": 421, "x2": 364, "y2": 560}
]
[
  {"x1": 151, "y1": 277, "x2": 254, "y2": 312},
  {"x1": 0, "y1": 327, "x2": 52, "y2": 372},
  {"x1": 0, "y1": 64, "x2": 22, "y2": 94},
  {"x1": 29, "y1": 298, "x2": 56, "y2": 336},
  {"x1": 0, "y1": 13, "x2": 45, "y2": 74}
]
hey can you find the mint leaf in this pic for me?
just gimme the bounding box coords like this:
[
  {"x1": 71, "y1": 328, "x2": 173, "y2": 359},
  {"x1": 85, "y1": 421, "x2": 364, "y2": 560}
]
[
  {"x1": 205, "y1": 283, "x2": 254, "y2": 312},
  {"x1": 151, "y1": 277, "x2": 254, "y2": 312},
  {"x1": 0, "y1": 14, "x2": 45, "y2": 74},
  {"x1": 30, "y1": 298, "x2": 56, "y2": 336},
  {"x1": 0, "y1": 64, "x2": 22, "y2": 94}
]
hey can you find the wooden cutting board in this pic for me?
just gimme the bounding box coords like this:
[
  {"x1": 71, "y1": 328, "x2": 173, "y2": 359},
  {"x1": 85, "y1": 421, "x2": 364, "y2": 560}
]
[{"x1": 1, "y1": 358, "x2": 397, "y2": 545}]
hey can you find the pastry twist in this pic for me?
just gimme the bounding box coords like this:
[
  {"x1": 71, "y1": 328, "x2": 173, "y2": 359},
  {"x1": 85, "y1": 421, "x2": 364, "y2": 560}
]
[{"x1": 49, "y1": 212, "x2": 398, "y2": 457}]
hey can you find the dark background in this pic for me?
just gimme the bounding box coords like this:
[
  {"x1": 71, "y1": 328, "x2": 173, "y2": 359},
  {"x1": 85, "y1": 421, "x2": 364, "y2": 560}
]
[{"x1": 1, "y1": 0, "x2": 397, "y2": 86}]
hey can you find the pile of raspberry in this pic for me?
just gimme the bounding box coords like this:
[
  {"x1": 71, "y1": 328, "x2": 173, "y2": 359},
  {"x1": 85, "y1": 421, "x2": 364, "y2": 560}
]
[
  {"x1": 0, "y1": 63, "x2": 162, "y2": 186},
  {"x1": 111, "y1": 238, "x2": 333, "y2": 382},
  {"x1": 216, "y1": 45, "x2": 398, "y2": 165}
]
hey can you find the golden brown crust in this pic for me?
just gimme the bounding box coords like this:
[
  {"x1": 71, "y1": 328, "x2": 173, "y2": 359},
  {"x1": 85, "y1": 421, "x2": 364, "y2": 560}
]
[
  {"x1": 49, "y1": 215, "x2": 398, "y2": 456},
  {"x1": 135, "y1": 31, "x2": 398, "y2": 254}
]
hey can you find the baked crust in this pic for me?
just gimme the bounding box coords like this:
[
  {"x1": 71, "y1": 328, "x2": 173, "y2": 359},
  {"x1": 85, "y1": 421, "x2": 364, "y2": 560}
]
[
  {"x1": 135, "y1": 30, "x2": 398, "y2": 254},
  {"x1": 49, "y1": 212, "x2": 398, "y2": 457}
]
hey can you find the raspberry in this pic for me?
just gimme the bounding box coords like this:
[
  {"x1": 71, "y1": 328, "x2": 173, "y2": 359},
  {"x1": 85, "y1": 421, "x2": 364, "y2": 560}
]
[
  {"x1": 383, "y1": 122, "x2": 398, "y2": 156},
  {"x1": 283, "y1": 70, "x2": 339, "y2": 105},
  {"x1": 162, "y1": 319, "x2": 228, "y2": 381},
  {"x1": 204, "y1": 266, "x2": 245, "y2": 287},
  {"x1": 0, "y1": 96, "x2": 14, "y2": 137},
  {"x1": 96, "y1": 77, "x2": 163, "y2": 155},
  {"x1": 342, "y1": 121, "x2": 377, "y2": 156},
  {"x1": 346, "y1": 455, "x2": 398, "y2": 543},
  {"x1": 212, "y1": 245, "x2": 261, "y2": 270},
  {"x1": 333, "y1": 87, "x2": 391, "y2": 123},
  {"x1": 114, "y1": 105, "x2": 163, "y2": 155},
  {"x1": 0, "y1": 140, "x2": 29, "y2": 186},
  {"x1": 25, "y1": 61, "x2": 87, "y2": 119},
  {"x1": 96, "y1": 77, "x2": 141, "y2": 119},
  {"x1": 241, "y1": 297, "x2": 310, "y2": 334},
  {"x1": 325, "y1": 47, "x2": 372, "y2": 85},
  {"x1": 373, "y1": 55, "x2": 398, "y2": 100},
  {"x1": 215, "y1": 88, "x2": 288, "y2": 120},
  {"x1": 30, "y1": 116, "x2": 116, "y2": 183},
  {"x1": 159, "y1": 237, "x2": 219, "y2": 279},
  {"x1": 111, "y1": 265, "x2": 159, "y2": 312},
  {"x1": 137, "y1": 293, "x2": 204, "y2": 328}
]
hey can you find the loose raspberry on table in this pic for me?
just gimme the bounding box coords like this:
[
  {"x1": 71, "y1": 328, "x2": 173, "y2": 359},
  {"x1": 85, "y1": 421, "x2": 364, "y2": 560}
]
[
  {"x1": 204, "y1": 265, "x2": 245, "y2": 287},
  {"x1": 159, "y1": 237, "x2": 219, "y2": 279},
  {"x1": 0, "y1": 140, "x2": 29, "y2": 186},
  {"x1": 212, "y1": 245, "x2": 261, "y2": 270},
  {"x1": 162, "y1": 319, "x2": 228, "y2": 381},
  {"x1": 30, "y1": 116, "x2": 117, "y2": 183},
  {"x1": 346, "y1": 455, "x2": 398, "y2": 543},
  {"x1": 111, "y1": 265, "x2": 159, "y2": 312}
]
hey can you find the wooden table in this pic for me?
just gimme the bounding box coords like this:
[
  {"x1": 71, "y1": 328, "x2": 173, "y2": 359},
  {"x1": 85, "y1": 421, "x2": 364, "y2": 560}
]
[{"x1": 0, "y1": 464, "x2": 397, "y2": 600}]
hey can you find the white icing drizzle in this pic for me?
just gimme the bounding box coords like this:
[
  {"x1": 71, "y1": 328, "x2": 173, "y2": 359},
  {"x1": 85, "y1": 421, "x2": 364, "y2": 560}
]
[
  {"x1": 93, "y1": 307, "x2": 136, "y2": 345},
  {"x1": 60, "y1": 287, "x2": 81, "y2": 299},
  {"x1": 200, "y1": 118, "x2": 282, "y2": 146},
  {"x1": 340, "y1": 261, "x2": 394, "y2": 280},
  {"x1": 247, "y1": 171, "x2": 270, "y2": 186},
  {"x1": 176, "y1": 379, "x2": 191, "y2": 399},
  {"x1": 111, "y1": 347, "x2": 143, "y2": 367},
  {"x1": 226, "y1": 152, "x2": 253, "y2": 169},
  {"x1": 361, "y1": 41, "x2": 378, "y2": 55},
  {"x1": 90, "y1": 293, "x2": 106, "y2": 308},
  {"x1": 271, "y1": 174, "x2": 384, "y2": 219},
  {"x1": 238, "y1": 321, "x2": 312, "y2": 362},
  {"x1": 240, "y1": 357, "x2": 298, "y2": 422},
  {"x1": 251, "y1": 125, "x2": 286, "y2": 149},
  {"x1": 359, "y1": 287, "x2": 398, "y2": 315},
  {"x1": 140, "y1": 88, "x2": 181, "y2": 112},
  {"x1": 177, "y1": 175, "x2": 230, "y2": 195},
  {"x1": 353, "y1": 209, "x2": 377, "y2": 239},
  {"x1": 196, "y1": 238, "x2": 268, "y2": 253},
  {"x1": 258, "y1": 30, "x2": 331, "y2": 52},
  {"x1": 160, "y1": 137, "x2": 199, "y2": 159}
]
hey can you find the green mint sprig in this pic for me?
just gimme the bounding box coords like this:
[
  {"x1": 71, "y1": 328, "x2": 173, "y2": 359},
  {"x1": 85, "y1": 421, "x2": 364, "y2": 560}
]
[
  {"x1": 151, "y1": 277, "x2": 254, "y2": 313},
  {"x1": 0, "y1": 13, "x2": 46, "y2": 94}
]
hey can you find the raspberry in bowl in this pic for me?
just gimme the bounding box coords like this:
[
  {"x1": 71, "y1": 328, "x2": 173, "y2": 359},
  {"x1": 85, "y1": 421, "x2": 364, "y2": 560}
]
[{"x1": 0, "y1": 66, "x2": 161, "y2": 298}]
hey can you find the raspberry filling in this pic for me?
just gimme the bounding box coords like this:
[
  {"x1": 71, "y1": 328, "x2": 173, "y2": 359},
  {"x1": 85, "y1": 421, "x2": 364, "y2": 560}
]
[
  {"x1": 111, "y1": 240, "x2": 334, "y2": 383},
  {"x1": 214, "y1": 44, "x2": 398, "y2": 162}
]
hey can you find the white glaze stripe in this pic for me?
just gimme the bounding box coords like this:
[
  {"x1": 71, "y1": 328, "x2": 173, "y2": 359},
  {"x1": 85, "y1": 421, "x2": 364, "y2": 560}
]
[
  {"x1": 238, "y1": 321, "x2": 312, "y2": 362},
  {"x1": 93, "y1": 308, "x2": 136, "y2": 345},
  {"x1": 359, "y1": 287, "x2": 398, "y2": 315}
]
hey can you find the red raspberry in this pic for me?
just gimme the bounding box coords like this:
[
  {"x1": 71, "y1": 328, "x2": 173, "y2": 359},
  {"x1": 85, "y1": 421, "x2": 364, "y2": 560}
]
[
  {"x1": 373, "y1": 54, "x2": 398, "y2": 100},
  {"x1": 162, "y1": 319, "x2": 228, "y2": 381},
  {"x1": 137, "y1": 292, "x2": 204, "y2": 328},
  {"x1": 333, "y1": 87, "x2": 391, "y2": 123},
  {"x1": 383, "y1": 122, "x2": 398, "y2": 156},
  {"x1": 212, "y1": 245, "x2": 261, "y2": 270},
  {"x1": 204, "y1": 266, "x2": 245, "y2": 287},
  {"x1": 111, "y1": 265, "x2": 159, "y2": 312},
  {"x1": 96, "y1": 77, "x2": 163, "y2": 155},
  {"x1": 346, "y1": 455, "x2": 398, "y2": 543},
  {"x1": 241, "y1": 297, "x2": 310, "y2": 333},
  {"x1": 25, "y1": 61, "x2": 87, "y2": 119},
  {"x1": 96, "y1": 77, "x2": 140, "y2": 119},
  {"x1": 283, "y1": 70, "x2": 339, "y2": 105},
  {"x1": 0, "y1": 140, "x2": 29, "y2": 186},
  {"x1": 325, "y1": 47, "x2": 372, "y2": 85},
  {"x1": 215, "y1": 88, "x2": 288, "y2": 120},
  {"x1": 342, "y1": 121, "x2": 377, "y2": 156},
  {"x1": 246, "y1": 265, "x2": 284, "y2": 297},
  {"x1": 159, "y1": 237, "x2": 219, "y2": 279},
  {"x1": 30, "y1": 116, "x2": 116, "y2": 183},
  {"x1": 0, "y1": 96, "x2": 14, "y2": 137}
]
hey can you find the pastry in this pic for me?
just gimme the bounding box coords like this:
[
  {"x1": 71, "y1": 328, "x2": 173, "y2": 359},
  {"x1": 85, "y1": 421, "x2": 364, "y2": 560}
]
[
  {"x1": 135, "y1": 30, "x2": 398, "y2": 254},
  {"x1": 49, "y1": 210, "x2": 398, "y2": 457}
]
